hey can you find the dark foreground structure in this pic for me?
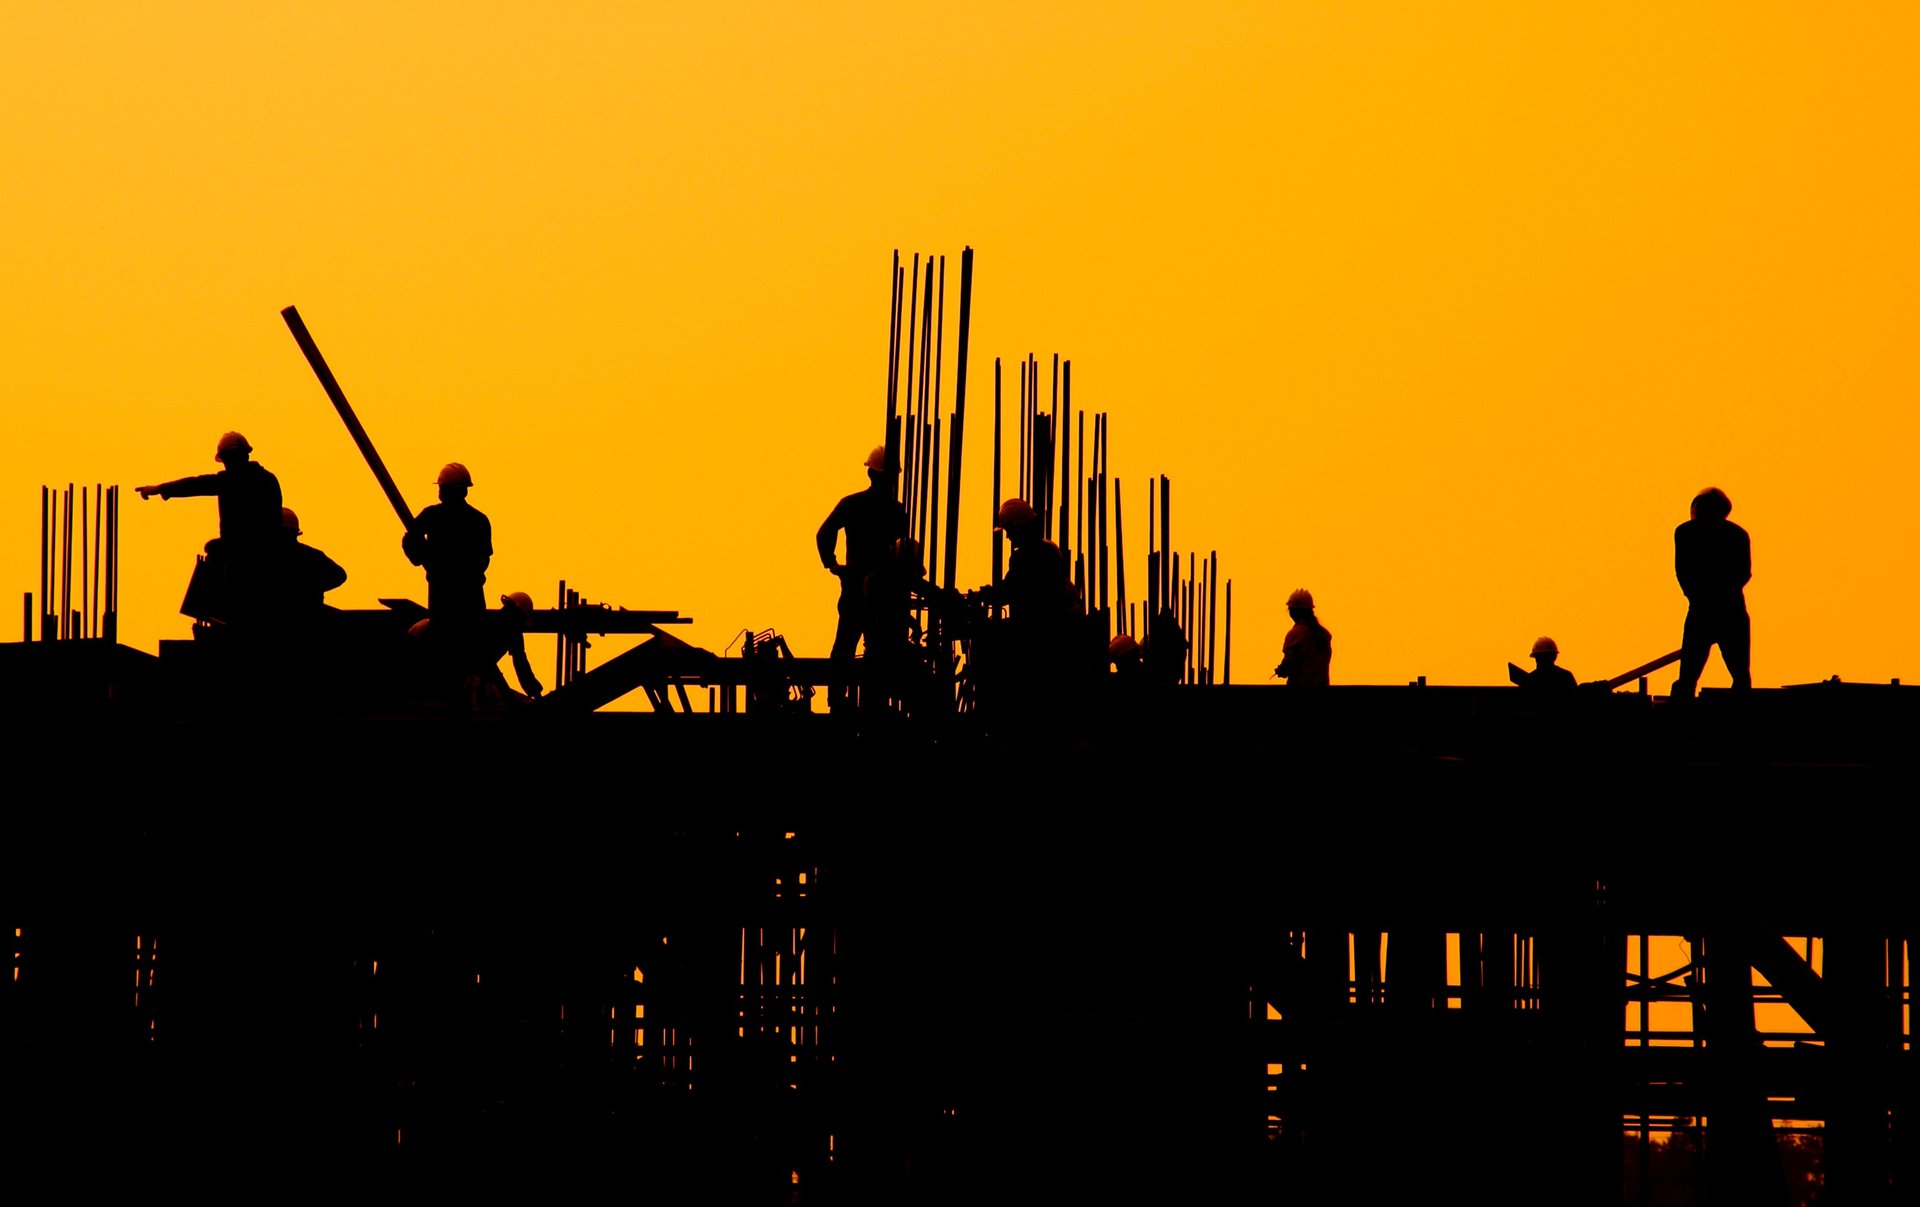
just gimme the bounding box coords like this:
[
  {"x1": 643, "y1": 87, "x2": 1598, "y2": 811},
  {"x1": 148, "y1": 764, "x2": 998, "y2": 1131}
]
[{"x1": 2, "y1": 637, "x2": 1914, "y2": 1205}]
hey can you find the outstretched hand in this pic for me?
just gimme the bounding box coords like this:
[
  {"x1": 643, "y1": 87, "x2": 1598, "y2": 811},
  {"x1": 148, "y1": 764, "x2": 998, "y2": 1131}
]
[{"x1": 136, "y1": 485, "x2": 161, "y2": 500}]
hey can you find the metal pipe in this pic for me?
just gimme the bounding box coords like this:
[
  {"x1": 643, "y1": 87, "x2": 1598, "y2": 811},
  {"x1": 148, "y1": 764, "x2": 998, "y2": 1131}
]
[
  {"x1": 107, "y1": 486, "x2": 118, "y2": 642},
  {"x1": 93, "y1": 484, "x2": 103, "y2": 637},
  {"x1": 1208, "y1": 552, "x2": 1219, "y2": 686},
  {"x1": 941, "y1": 247, "x2": 973, "y2": 592},
  {"x1": 1114, "y1": 478, "x2": 1126, "y2": 636},
  {"x1": 928, "y1": 412, "x2": 942, "y2": 593},
  {"x1": 1159, "y1": 477, "x2": 1171, "y2": 617},
  {"x1": 1225, "y1": 579, "x2": 1232, "y2": 685},
  {"x1": 40, "y1": 486, "x2": 49, "y2": 641},
  {"x1": 1048, "y1": 354, "x2": 1059, "y2": 540},
  {"x1": 1097, "y1": 416, "x2": 1109, "y2": 616},
  {"x1": 80, "y1": 487, "x2": 89, "y2": 638},
  {"x1": 993, "y1": 358, "x2": 1003, "y2": 588},
  {"x1": 63, "y1": 485, "x2": 72, "y2": 640},
  {"x1": 1059, "y1": 357, "x2": 1070, "y2": 554},
  {"x1": 281, "y1": 306, "x2": 416, "y2": 529}
]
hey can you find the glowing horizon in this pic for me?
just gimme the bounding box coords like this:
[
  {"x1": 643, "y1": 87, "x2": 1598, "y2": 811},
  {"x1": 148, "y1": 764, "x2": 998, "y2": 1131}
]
[{"x1": 6, "y1": 3, "x2": 1917, "y2": 694}]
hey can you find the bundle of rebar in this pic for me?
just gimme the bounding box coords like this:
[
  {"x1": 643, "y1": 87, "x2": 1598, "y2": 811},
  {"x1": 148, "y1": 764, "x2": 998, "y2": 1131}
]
[{"x1": 30, "y1": 483, "x2": 119, "y2": 643}]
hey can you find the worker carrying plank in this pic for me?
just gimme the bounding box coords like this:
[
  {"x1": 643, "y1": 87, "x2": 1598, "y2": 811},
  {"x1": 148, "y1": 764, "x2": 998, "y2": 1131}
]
[
  {"x1": 816, "y1": 445, "x2": 907, "y2": 715},
  {"x1": 137, "y1": 430, "x2": 284, "y2": 624}
]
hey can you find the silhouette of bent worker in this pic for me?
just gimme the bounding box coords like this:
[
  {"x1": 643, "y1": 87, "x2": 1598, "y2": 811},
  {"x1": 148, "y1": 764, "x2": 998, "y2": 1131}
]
[
  {"x1": 817, "y1": 446, "x2": 906, "y2": 713},
  {"x1": 1275, "y1": 588, "x2": 1332, "y2": 686},
  {"x1": 403, "y1": 463, "x2": 493, "y2": 620},
  {"x1": 485, "y1": 592, "x2": 545, "y2": 699},
  {"x1": 137, "y1": 431, "x2": 284, "y2": 620},
  {"x1": 273, "y1": 508, "x2": 348, "y2": 614},
  {"x1": 1672, "y1": 486, "x2": 1752, "y2": 697}
]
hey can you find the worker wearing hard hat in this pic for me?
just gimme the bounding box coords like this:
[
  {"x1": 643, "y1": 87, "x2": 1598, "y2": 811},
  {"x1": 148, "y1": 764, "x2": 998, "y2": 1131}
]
[
  {"x1": 403, "y1": 462, "x2": 493, "y2": 622},
  {"x1": 137, "y1": 431, "x2": 284, "y2": 623},
  {"x1": 1672, "y1": 486, "x2": 1752, "y2": 698},
  {"x1": 1518, "y1": 636, "x2": 1577, "y2": 691},
  {"x1": 482, "y1": 590, "x2": 545, "y2": 700},
  {"x1": 816, "y1": 445, "x2": 907, "y2": 714},
  {"x1": 1274, "y1": 588, "x2": 1332, "y2": 687},
  {"x1": 270, "y1": 507, "x2": 348, "y2": 615},
  {"x1": 987, "y1": 498, "x2": 1074, "y2": 628}
]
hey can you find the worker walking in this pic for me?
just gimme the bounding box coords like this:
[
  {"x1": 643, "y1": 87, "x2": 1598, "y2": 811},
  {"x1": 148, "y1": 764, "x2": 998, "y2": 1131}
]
[
  {"x1": 816, "y1": 446, "x2": 907, "y2": 714},
  {"x1": 1518, "y1": 636, "x2": 1577, "y2": 691},
  {"x1": 137, "y1": 431, "x2": 283, "y2": 623},
  {"x1": 403, "y1": 463, "x2": 493, "y2": 623},
  {"x1": 1275, "y1": 589, "x2": 1332, "y2": 687},
  {"x1": 1672, "y1": 486, "x2": 1752, "y2": 698}
]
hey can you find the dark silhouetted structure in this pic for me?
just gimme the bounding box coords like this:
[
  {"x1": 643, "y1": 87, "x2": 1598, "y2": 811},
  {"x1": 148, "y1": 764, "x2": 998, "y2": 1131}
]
[
  {"x1": 137, "y1": 431, "x2": 283, "y2": 623},
  {"x1": 1275, "y1": 588, "x2": 1331, "y2": 686},
  {"x1": 817, "y1": 446, "x2": 906, "y2": 714},
  {"x1": 403, "y1": 463, "x2": 492, "y2": 622},
  {"x1": 1672, "y1": 487, "x2": 1751, "y2": 698}
]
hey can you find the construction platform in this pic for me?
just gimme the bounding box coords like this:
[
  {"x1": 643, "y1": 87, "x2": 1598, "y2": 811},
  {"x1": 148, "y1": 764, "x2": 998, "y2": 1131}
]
[{"x1": 2, "y1": 644, "x2": 1914, "y2": 1203}]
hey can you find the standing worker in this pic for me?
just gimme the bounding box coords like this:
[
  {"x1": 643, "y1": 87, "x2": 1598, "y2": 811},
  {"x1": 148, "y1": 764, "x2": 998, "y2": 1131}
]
[
  {"x1": 137, "y1": 431, "x2": 284, "y2": 623},
  {"x1": 816, "y1": 446, "x2": 906, "y2": 715},
  {"x1": 1275, "y1": 588, "x2": 1332, "y2": 687},
  {"x1": 403, "y1": 463, "x2": 493, "y2": 624},
  {"x1": 1672, "y1": 486, "x2": 1752, "y2": 698}
]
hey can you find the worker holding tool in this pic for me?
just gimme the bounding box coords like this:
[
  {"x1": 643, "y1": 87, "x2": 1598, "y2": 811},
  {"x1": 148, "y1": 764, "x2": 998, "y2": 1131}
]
[
  {"x1": 480, "y1": 590, "x2": 545, "y2": 702},
  {"x1": 137, "y1": 431, "x2": 284, "y2": 623},
  {"x1": 403, "y1": 463, "x2": 493, "y2": 623},
  {"x1": 1671, "y1": 486, "x2": 1753, "y2": 698},
  {"x1": 817, "y1": 445, "x2": 907, "y2": 715},
  {"x1": 1274, "y1": 589, "x2": 1332, "y2": 687}
]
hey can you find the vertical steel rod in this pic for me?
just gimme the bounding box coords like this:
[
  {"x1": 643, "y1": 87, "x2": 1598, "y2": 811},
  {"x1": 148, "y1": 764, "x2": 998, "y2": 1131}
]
[{"x1": 941, "y1": 247, "x2": 973, "y2": 592}]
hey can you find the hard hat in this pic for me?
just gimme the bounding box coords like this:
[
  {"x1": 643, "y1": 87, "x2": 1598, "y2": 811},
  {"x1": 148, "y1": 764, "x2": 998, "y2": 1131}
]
[
  {"x1": 501, "y1": 591, "x2": 535, "y2": 618},
  {"x1": 279, "y1": 507, "x2": 300, "y2": 533},
  {"x1": 994, "y1": 498, "x2": 1037, "y2": 529},
  {"x1": 1531, "y1": 636, "x2": 1558, "y2": 657},
  {"x1": 406, "y1": 618, "x2": 433, "y2": 639},
  {"x1": 1109, "y1": 634, "x2": 1140, "y2": 658},
  {"x1": 215, "y1": 431, "x2": 252, "y2": 457},
  {"x1": 1286, "y1": 588, "x2": 1315, "y2": 609},
  {"x1": 437, "y1": 462, "x2": 473, "y2": 487},
  {"x1": 864, "y1": 445, "x2": 892, "y2": 472},
  {"x1": 1691, "y1": 486, "x2": 1731, "y2": 519}
]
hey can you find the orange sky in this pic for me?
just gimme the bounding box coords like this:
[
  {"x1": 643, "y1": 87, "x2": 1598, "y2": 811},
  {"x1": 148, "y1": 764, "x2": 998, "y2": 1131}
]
[{"x1": 5, "y1": 3, "x2": 1917, "y2": 694}]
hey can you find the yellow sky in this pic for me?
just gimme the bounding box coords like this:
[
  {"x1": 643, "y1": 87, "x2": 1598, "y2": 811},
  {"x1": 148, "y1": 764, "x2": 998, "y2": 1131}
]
[{"x1": 5, "y1": 2, "x2": 1917, "y2": 691}]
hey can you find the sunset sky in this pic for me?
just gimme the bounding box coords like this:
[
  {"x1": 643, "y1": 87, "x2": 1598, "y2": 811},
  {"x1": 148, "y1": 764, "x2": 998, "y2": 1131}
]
[{"x1": 5, "y1": 3, "x2": 1917, "y2": 694}]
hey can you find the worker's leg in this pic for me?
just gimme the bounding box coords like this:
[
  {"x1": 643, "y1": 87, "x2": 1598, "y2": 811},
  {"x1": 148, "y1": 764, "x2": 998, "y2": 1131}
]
[
  {"x1": 1673, "y1": 608, "x2": 1710, "y2": 699},
  {"x1": 1720, "y1": 607, "x2": 1752, "y2": 691},
  {"x1": 828, "y1": 591, "x2": 863, "y2": 714}
]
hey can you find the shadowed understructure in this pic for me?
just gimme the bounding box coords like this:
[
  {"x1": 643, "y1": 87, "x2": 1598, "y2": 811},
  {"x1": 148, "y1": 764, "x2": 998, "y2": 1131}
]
[{"x1": 2, "y1": 672, "x2": 1913, "y2": 1203}]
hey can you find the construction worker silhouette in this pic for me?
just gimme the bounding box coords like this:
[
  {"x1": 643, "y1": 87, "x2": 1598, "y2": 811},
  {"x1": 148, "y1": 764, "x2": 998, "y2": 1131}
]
[
  {"x1": 816, "y1": 446, "x2": 907, "y2": 714},
  {"x1": 1142, "y1": 608, "x2": 1188, "y2": 686},
  {"x1": 137, "y1": 431, "x2": 283, "y2": 623},
  {"x1": 1108, "y1": 633, "x2": 1146, "y2": 681},
  {"x1": 989, "y1": 498, "x2": 1074, "y2": 629},
  {"x1": 271, "y1": 508, "x2": 347, "y2": 616},
  {"x1": 1519, "y1": 636, "x2": 1577, "y2": 691},
  {"x1": 483, "y1": 591, "x2": 545, "y2": 701},
  {"x1": 403, "y1": 463, "x2": 493, "y2": 622},
  {"x1": 1672, "y1": 486, "x2": 1752, "y2": 697},
  {"x1": 1275, "y1": 589, "x2": 1332, "y2": 686}
]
